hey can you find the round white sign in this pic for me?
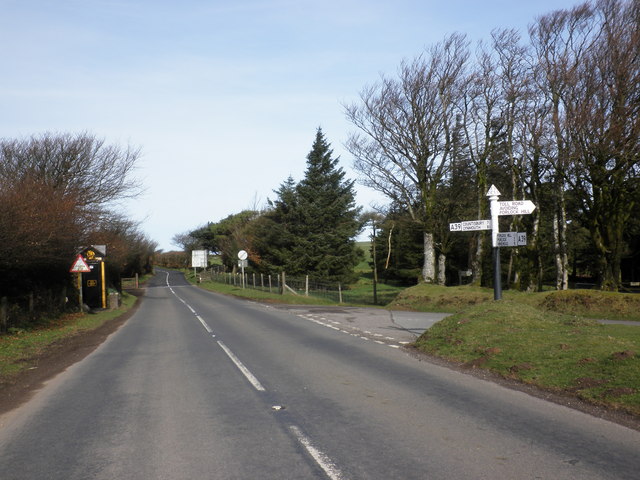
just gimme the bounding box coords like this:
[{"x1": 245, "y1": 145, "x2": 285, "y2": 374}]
[{"x1": 238, "y1": 250, "x2": 248, "y2": 260}]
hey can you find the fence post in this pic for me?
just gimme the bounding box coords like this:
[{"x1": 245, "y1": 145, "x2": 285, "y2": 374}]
[
  {"x1": 338, "y1": 283, "x2": 343, "y2": 304},
  {"x1": 305, "y1": 276, "x2": 309, "y2": 297},
  {"x1": 1, "y1": 297, "x2": 7, "y2": 332},
  {"x1": 281, "y1": 272, "x2": 285, "y2": 295},
  {"x1": 261, "y1": 273, "x2": 264, "y2": 290},
  {"x1": 135, "y1": 273, "x2": 139, "y2": 288},
  {"x1": 269, "y1": 275, "x2": 272, "y2": 293},
  {"x1": 253, "y1": 273, "x2": 256, "y2": 288}
]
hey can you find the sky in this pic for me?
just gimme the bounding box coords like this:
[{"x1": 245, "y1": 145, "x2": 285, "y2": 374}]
[{"x1": 0, "y1": 0, "x2": 581, "y2": 251}]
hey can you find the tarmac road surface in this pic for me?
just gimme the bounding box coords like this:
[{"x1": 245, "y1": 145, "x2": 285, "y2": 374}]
[{"x1": 1, "y1": 269, "x2": 639, "y2": 479}]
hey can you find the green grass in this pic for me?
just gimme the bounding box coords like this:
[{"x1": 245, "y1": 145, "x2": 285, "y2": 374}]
[
  {"x1": 414, "y1": 300, "x2": 640, "y2": 415},
  {"x1": 391, "y1": 283, "x2": 640, "y2": 321},
  {"x1": 188, "y1": 268, "x2": 405, "y2": 307},
  {"x1": 0, "y1": 292, "x2": 137, "y2": 380}
]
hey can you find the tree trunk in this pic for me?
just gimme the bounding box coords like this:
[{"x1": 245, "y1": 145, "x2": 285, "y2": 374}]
[
  {"x1": 422, "y1": 232, "x2": 436, "y2": 283},
  {"x1": 437, "y1": 253, "x2": 446, "y2": 285},
  {"x1": 471, "y1": 234, "x2": 483, "y2": 286}
]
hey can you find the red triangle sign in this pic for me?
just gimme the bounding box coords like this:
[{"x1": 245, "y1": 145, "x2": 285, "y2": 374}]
[{"x1": 69, "y1": 254, "x2": 91, "y2": 273}]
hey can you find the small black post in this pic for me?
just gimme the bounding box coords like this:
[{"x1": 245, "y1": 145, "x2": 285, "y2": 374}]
[{"x1": 493, "y1": 247, "x2": 502, "y2": 300}]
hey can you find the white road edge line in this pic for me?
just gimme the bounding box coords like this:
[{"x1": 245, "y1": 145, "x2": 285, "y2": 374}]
[
  {"x1": 217, "y1": 341, "x2": 266, "y2": 392},
  {"x1": 289, "y1": 425, "x2": 345, "y2": 480}
]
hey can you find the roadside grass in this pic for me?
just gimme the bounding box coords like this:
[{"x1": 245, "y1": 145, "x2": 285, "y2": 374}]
[
  {"x1": 0, "y1": 292, "x2": 137, "y2": 382},
  {"x1": 193, "y1": 278, "x2": 337, "y2": 306},
  {"x1": 391, "y1": 283, "x2": 640, "y2": 321},
  {"x1": 413, "y1": 300, "x2": 640, "y2": 415},
  {"x1": 187, "y1": 266, "x2": 405, "y2": 307}
]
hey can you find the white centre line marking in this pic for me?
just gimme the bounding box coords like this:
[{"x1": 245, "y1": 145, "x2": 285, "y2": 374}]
[
  {"x1": 196, "y1": 315, "x2": 214, "y2": 335},
  {"x1": 289, "y1": 425, "x2": 345, "y2": 480},
  {"x1": 217, "y1": 341, "x2": 266, "y2": 392}
]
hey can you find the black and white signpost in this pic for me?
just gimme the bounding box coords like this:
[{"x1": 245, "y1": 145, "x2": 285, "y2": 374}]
[{"x1": 450, "y1": 185, "x2": 535, "y2": 301}]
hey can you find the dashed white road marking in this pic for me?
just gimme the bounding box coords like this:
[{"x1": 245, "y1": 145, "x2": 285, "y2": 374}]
[
  {"x1": 217, "y1": 340, "x2": 266, "y2": 392},
  {"x1": 162, "y1": 272, "x2": 348, "y2": 479},
  {"x1": 289, "y1": 425, "x2": 345, "y2": 480},
  {"x1": 295, "y1": 313, "x2": 406, "y2": 348}
]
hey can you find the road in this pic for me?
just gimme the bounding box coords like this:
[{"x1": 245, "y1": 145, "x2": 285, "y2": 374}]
[{"x1": 1, "y1": 269, "x2": 639, "y2": 479}]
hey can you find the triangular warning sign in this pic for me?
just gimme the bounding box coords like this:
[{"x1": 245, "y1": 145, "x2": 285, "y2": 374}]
[{"x1": 69, "y1": 254, "x2": 91, "y2": 273}]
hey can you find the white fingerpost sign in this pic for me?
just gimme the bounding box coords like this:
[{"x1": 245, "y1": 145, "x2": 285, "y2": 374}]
[
  {"x1": 449, "y1": 184, "x2": 535, "y2": 301},
  {"x1": 497, "y1": 232, "x2": 527, "y2": 247},
  {"x1": 449, "y1": 219, "x2": 492, "y2": 232},
  {"x1": 498, "y1": 200, "x2": 536, "y2": 216}
]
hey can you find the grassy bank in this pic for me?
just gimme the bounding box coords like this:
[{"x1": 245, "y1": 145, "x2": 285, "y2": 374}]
[
  {"x1": 414, "y1": 300, "x2": 640, "y2": 415},
  {"x1": 0, "y1": 292, "x2": 137, "y2": 381},
  {"x1": 390, "y1": 283, "x2": 640, "y2": 321}
]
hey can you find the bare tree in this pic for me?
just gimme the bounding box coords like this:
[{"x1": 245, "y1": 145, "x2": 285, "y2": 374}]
[
  {"x1": 530, "y1": 0, "x2": 639, "y2": 290},
  {"x1": 563, "y1": 0, "x2": 640, "y2": 290},
  {"x1": 0, "y1": 132, "x2": 144, "y2": 296},
  {"x1": 0, "y1": 132, "x2": 142, "y2": 215},
  {"x1": 345, "y1": 33, "x2": 470, "y2": 283},
  {"x1": 530, "y1": 2, "x2": 597, "y2": 290}
]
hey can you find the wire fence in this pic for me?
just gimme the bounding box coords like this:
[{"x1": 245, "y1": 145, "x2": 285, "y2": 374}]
[{"x1": 207, "y1": 267, "x2": 345, "y2": 303}]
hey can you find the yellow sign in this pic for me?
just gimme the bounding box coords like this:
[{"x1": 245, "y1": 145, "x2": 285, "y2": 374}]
[{"x1": 87, "y1": 280, "x2": 98, "y2": 287}]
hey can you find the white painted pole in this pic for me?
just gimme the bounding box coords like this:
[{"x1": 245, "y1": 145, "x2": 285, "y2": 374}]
[{"x1": 487, "y1": 185, "x2": 502, "y2": 300}]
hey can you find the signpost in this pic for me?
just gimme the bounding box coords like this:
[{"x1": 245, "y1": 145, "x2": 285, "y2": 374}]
[
  {"x1": 191, "y1": 249, "x2": 208, "y2": 282},
  {"x1": 450, "y1": 185, "x2": 536, "y2": 300},
  {"x1": 238, "y1": 250, "x2": 248, "y2": 289},
  {"x1": 70, "y1": 254, "x2": 91, "y2": 312}
]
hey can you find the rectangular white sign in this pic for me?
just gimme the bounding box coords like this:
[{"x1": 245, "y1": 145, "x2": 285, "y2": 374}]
[
  {"x1": 497, "y1": 232, "x2": 527, "y2": 247},
  {"x1": 498, "y1": 200, "x2": 536, "y2": 216},
  {"x1": 191, "y1": 250, "x2": 208, "y2": 268},
  {"x1": 449, "y1": 219, "x2": 492, "y2": 232}
]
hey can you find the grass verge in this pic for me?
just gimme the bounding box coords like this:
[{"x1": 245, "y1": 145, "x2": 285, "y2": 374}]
[
  {"x1": 0, "y1": 292, "x2": 137, "y2": 382},
  {"x1": 186, "y1": 269, "x2": 405, "y2": 307},
  {"x1": 391, "y1": 283, "x2": 640, "y2": 321},
  {"x1": 414, "y1": 300, "x2": 640, "y2": 415}
]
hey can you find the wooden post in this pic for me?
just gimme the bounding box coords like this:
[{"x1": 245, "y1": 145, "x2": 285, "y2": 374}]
[
  {"x1": 77, "y1": 273, "x2": 83, "y2": 312},
  {"x1": 338, "y1": 283, "x2": 343, "y2": 304}
]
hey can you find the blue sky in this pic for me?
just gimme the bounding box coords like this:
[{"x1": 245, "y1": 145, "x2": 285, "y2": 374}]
[{"x1": 1, "y1": 0, "x2": 580, "y2": 251}]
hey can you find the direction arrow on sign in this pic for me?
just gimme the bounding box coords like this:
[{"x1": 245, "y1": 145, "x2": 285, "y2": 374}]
[
  {"x1": 449, "y1": 219, "x2": 492, "y2": 232},
  {"x1": 498, "y1": 200, "x2": 536, "y2": 216},
  {"x1": 69, "y1": 254, "x2": 91, "y2": 273}
]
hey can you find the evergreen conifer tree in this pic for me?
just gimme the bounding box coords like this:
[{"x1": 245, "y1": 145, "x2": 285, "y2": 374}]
[{"x1": 289, "y1": 128, "x2": 362, "y2": 282}]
